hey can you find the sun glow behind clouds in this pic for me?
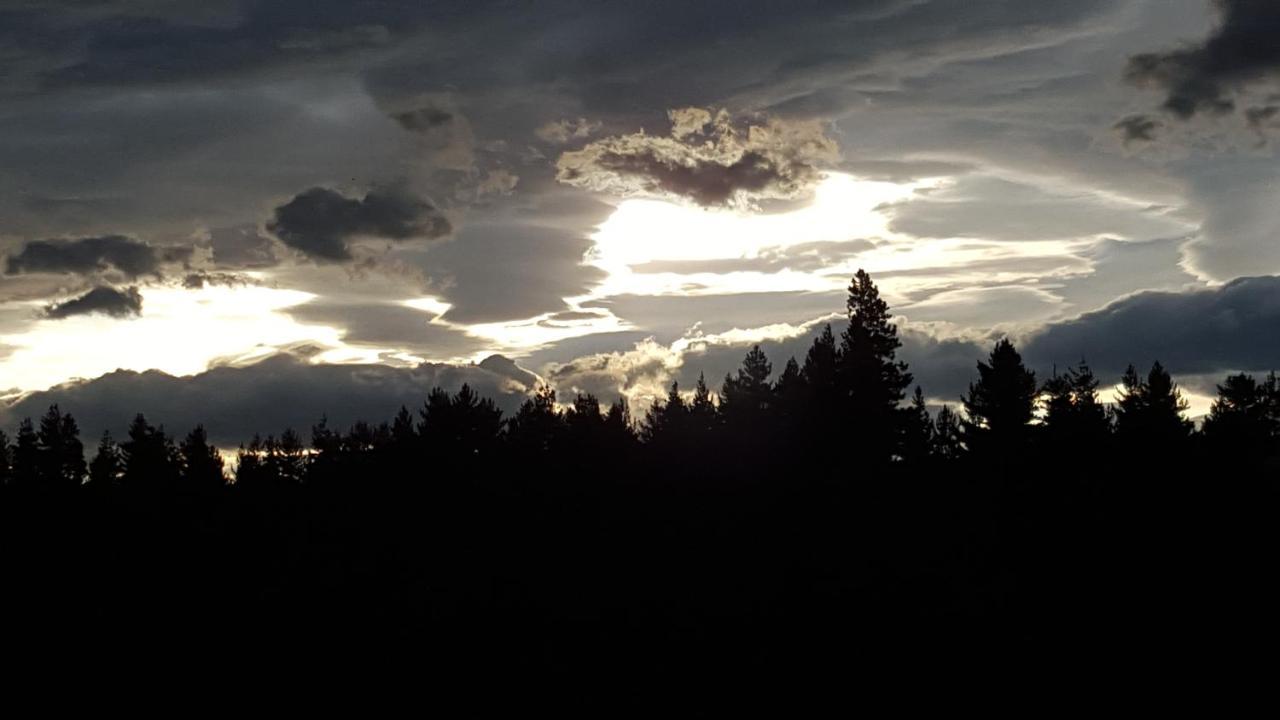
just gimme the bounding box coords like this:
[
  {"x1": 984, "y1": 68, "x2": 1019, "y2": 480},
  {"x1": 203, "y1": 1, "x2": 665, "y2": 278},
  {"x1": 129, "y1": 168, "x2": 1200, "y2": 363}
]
[
  {"x1": 585, "y1": 172, "x2": 931, "y2": 297},
  {"x1": 0, "y1": 285, "x2": 338, "y2": 392}
]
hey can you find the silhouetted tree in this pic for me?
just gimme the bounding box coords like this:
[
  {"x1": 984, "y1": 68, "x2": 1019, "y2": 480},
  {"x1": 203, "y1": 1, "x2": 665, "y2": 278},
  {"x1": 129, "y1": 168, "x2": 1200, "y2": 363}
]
[
  {"x1": 180, "y1": 425, "x2": 226, "y2": 490},
  {"x1": 720, "y1": 346, "x2": 772, "y2": 423},
  {"x1": 642, "y1": 381, "x2": 688, "y2": 445},
  {"x1": 1114, "y1": 362, "x2": 1192, "y2": 451},
  {"x1": 88, "y1": 431, "x2": 122, "y2": 486},
  {"x1": 0, "y1": 430, "x2": 10, "y2": 486},
  {"x1": 565, "y1": 393, "x2": 607, "y2": 458},
  {"x1": 419, "y1": 384, "x2": 504, "y2": 462},
  {"x1": 120, "y1": 414, "x2": 178, "y2": 490},
  {"x1": 36, "y1": 405, "x2": 85, "y2": 489},
  {"x1": 266, "y1": 429, "x2": 307, "y2": 485},
  {"x1": 507, "y1": 385, "x2": 566, "y2": 456},
  {"x1": 932, "y1": 406, "x2": 964, "y2": 461},
  {"x1": 900, "y1": 386, "x2": 935, "y2": 465},
  {"x1": 838, "y1": 270, "x2": 912, "y2": 461},
  {"x1": 1041, "y1": 360, "x2": 1111, "y2": 456},
  {"x1": 689, "y1": 373, "x2": 719, "y2": 437},
  {"x1": 799, "y1": 323, "x2": 840, "y2": 443},
  {"x1": 235, "y1": 435, "x2": 267, "y2": 487},
  {"x1": 10, "y1": 419, "x2": 40, "y2": 488},
  {"x1": 962, "y1": 339, "x2": 1037, "y2": 456},
  {"x1": 603, "y1": 397, "x2": 637, "y2": 450},
  {"x1": 1202, "y1": 372, "x2": 1274, "y2": 464}
]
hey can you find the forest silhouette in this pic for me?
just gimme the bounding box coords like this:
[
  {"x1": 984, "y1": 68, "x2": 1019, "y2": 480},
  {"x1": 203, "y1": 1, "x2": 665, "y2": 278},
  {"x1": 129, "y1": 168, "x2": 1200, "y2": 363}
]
[{"x1": 2, "y1": 270, "x2": 1276, "y2": 687}]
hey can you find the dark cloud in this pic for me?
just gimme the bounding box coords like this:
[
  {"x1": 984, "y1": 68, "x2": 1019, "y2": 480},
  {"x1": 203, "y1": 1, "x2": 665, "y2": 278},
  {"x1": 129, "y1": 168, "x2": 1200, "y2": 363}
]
[
  {"x1": 267, "y1": 185, "x2": 451, "y2": 262},
  {"x1": 556, "y1": 108, "x2": 838, "y2": 208},
  {"x1": 0, "y1": 352, "x2": 535, "y2": 448},
  {"x1": 1113, "y1": 114, "x2": 1162, "y2": 145},
  {"x1": 181, "y1": 272, "x2": 252, "y2": 289},
  {"x1": 44, "y1": 285, "x2": 141, "y2": 319},
  {"x1": 5, "y1": 234, "x2": 190, "y2": 279},
  {"x1": 545, "y1": 310, "x2": 607, "y2": 323},
  {"x1": 1023, "y1": 275, "x2": 1280, "y2": 378},
  {"x1": 1125, "y1": 0, "x2": 1280, "y2": 119}
]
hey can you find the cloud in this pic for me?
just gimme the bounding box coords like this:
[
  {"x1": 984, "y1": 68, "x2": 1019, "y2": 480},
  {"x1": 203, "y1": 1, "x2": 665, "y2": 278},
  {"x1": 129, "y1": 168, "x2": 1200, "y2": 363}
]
[
  {"x1": 44, "y1": 285, "x2": 142, "y2": 319},
  {"x1": 536, "y1": 118, "x2": 601, "y2": 145},
  {"x1": 388, "y1": 97, "x2": 476, "y2": 171},
  {"x1": 415, "y1": 222, "x2": 606, "y2": 324},
  {"x1": 5, "y1": 234, "x2": 191, "y2": 279},
  {"x1": 477, "y1": 354, "x2": 542, "y2": 389},
  {"x1": 1113, "y1": 114, "x2": 1162, "y2": 145},
  {"x1": 544, "y1": 338, "x2": 684, "y2": 408},
  {"x1": 556, "y1": 107, "x2": 839, "y2": 208},
  {"x1": 1125, "y1": 0, "x2": 1280, "y2": 119},
  {"x1": 883, "y1": 175, "x2": 1193, "y2": 242},
  {"x1": 181, "y1": 272, "x2": 253, "y2": 289},
  {"x1": 267, "y1": 184, "x2": 451, "y2": 262},
  {"x1": 1023, "y1": 275, "x2": 1280, "y2": 377},
  {"x1": 285, "y1": 300, "x2": 487, "y2": 358},
  {"x1": 207, "y1": 225, "x2": 278, "y2": 269},
  {"x1": 539, "y1": 316, "x2": 991, "y2": 412},
  {"x1": 1, "y1": 352, "x2": 536, "y2": 448}
]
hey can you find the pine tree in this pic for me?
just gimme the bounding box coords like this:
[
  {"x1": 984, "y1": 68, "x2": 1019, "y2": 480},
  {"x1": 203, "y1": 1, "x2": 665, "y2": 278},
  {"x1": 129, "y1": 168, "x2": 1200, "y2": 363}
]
[
  {"x1": 642, "y1": 381, "x2": 688, "y2": 444},
  {"x1": 899, "y1": 386, "x2": 935, "y2": 465},
  {"x1": 89, "y1": 431, "x2": 122, "y2": 486},
  {"x1": 180, "y1": 425, "x2": 226, "y2": 490},
  {"x1": 0, "y1": 430, "x2": 10, "y2": 486},
  {"x1": 1202, "y1": 372, "x2": 1272, "y2": 462},
  {"x1": 604, "y1": 397, "x2": 637, "y2": 450},
  {"x1": 267, "y1": 429, "x2": 307, "y2": 485},
  {"x1": 120, "y1": 414, "x2": 178, "y2": 489},
  {"x1": 391, "y1": 406, "x2": 417, "y2": 449},
  {"x1": 35, "y1": 405, "x2": 85, "y2": 488},
  {"x1": 962, "y1": 338, "x2": 1037, "y2": 454},
  {"x1": 720, "y1": 345, "x2": 772, "y2": 433},
  {"x1": 802, "y1": 324, "x2": 838, "y2": 392},
  {"x1": 689, "y1": 372, "x2": 719, "y2": 436},
  {"x1": 11, "y1": 418, "x2": 40, "y2": 488},
  {"x1": 507, "y1": 385, "x2": 565, "y2": 455},
  {"x1": 566, "y1": 393, "x2": 606, "y2": 449},
  {"x1": 1114, "y1": 362, "x2": 1192, "y2": 449},
  {"x1": 932, "y1": 405, "x2": 964, "y2": 461},
  {"x1": 235, "y1": 435, "x2": 267, "y2": 487},
  {"x1": 838, "y1": 270, "x2": 912, "y2": 461},
  {"x1": 1041, "y1": 359, "x2": 1111, "y2": 454}
]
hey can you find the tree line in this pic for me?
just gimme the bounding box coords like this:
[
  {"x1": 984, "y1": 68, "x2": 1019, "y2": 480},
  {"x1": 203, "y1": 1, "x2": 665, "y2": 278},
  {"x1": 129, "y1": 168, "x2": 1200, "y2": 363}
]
[
  {"x1": 1, "y1": 269, "x2": 1275, "y2": 493},
  {"x1": 2, "y1": 269, "x2": 1275, "y2": 689}
]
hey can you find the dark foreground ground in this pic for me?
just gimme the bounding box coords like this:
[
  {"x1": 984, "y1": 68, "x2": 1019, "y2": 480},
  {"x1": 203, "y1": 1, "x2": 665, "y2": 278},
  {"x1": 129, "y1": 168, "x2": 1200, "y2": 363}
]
[{"x1": 2, "y1": 458, "x2": 1275, "y2": 707}]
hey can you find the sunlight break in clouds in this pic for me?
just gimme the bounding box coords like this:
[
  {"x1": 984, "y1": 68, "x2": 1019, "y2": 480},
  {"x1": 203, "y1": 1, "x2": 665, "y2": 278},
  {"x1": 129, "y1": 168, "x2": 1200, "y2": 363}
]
[
  {"x1": 585, "y1": 172, "x2": 932, "y2": 299},
  {"x1": 0, "y1": 284, "x2": 338, "y2": 393}
]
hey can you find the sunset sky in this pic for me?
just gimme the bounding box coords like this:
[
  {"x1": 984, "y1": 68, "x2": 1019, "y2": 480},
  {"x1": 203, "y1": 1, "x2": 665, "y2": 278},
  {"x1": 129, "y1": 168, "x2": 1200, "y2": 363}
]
[{"x1": 1, "y1": 0, "x2": 1277, "y2": 443}]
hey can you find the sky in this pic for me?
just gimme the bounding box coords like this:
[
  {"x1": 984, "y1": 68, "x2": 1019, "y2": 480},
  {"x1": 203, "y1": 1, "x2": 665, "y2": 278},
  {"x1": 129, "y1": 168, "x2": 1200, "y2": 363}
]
[{"x1": 1, "y1": 0, "x2": 1278, "y2": 444}]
